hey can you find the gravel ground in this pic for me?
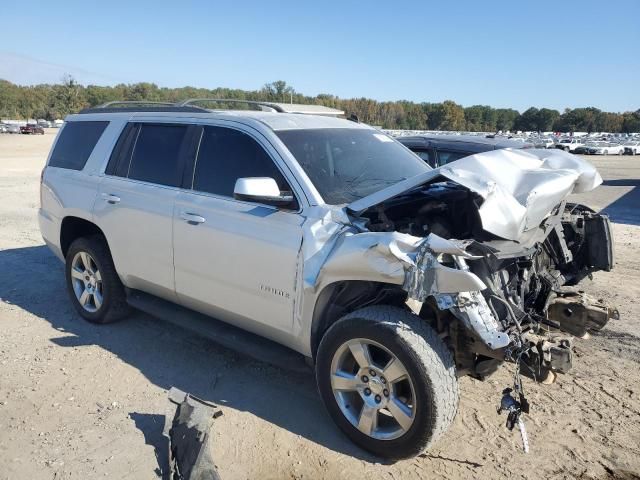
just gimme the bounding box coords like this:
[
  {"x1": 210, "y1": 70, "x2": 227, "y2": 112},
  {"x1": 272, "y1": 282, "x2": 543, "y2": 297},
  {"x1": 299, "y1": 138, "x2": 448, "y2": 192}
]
[{"x1": 1, "y1": 131, "x2": 639, "y2": 479}]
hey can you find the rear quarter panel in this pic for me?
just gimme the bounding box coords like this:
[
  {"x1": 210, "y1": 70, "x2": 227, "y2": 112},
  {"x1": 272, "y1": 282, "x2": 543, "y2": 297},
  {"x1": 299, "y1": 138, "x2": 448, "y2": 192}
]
[{"x1": 39, "y1": 119, "x2": 127, "y2": 258}]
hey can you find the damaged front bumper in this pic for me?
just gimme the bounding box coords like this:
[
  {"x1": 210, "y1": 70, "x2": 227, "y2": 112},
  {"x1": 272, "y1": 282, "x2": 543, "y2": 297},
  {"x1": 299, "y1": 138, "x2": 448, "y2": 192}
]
[{"x1": 401, "y1": 231, "x2": 618, "y2": 379}]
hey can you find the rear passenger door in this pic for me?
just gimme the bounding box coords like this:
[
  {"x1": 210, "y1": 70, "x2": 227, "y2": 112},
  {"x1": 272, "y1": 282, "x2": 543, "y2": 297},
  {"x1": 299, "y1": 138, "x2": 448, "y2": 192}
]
[
  {"x1": 172, "y1": 124, "x2": 304, "y2": 338},
  {"x1": 94, "y1": 122, "x2": 197, "y2": 300}
]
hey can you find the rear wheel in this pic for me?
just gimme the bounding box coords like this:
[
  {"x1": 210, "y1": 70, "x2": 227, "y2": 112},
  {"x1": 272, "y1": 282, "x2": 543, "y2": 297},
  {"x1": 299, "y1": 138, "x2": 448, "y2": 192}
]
[
  {"x1": 316, "y1": 305, "x2": 458, "y2": 459},
  {"x1": 65, "y1": 235, "x2": 130, "y2": 324}
]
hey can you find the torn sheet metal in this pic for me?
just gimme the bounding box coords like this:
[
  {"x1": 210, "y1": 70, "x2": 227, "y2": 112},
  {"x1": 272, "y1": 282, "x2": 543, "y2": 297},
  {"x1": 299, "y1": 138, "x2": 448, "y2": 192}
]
[
  {"x1": 347, "y1": 148, "x2": 602, "y2": 243},
  {"x1": 402, "y1": 237, "x2": 486, "y2": 300},
  {"x1": 163, "y1": 387, "x2": 223, "y2": 480}
]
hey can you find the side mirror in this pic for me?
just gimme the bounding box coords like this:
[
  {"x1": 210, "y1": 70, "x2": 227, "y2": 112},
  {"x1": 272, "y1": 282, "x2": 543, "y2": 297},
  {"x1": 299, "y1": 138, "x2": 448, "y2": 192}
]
[{"x1": 233, "y1": 177, "x2": 295, "y2": 207}]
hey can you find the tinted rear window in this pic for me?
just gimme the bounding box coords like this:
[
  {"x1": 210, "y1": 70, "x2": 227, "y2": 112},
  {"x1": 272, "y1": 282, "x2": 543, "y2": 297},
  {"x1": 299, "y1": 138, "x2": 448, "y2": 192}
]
[
  {"x1": 127, "y1": 124, "x2": 188, "y2": 187},
  {"x1": 48, "y1": 121, "x2": 109, "y2": 170}
]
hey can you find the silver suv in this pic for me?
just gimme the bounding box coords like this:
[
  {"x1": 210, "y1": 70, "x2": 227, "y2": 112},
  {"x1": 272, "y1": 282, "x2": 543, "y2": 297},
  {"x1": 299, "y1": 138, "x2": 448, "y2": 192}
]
[{"x1": 39, "y1": 100, "x2": 617, "y2": 459}]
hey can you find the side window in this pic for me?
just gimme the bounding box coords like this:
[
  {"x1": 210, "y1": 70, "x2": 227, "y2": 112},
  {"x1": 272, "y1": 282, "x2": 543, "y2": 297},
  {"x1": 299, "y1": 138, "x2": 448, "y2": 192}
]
[
  {"x1": 124, "y1": 124, "x2": 189, "y2": 187},
  {"x1": 49, "y1": 121, "x2": 109, "y2": 170},
  {"x1": 192, "y1": 126, "x2": 295, "y2": 203},
  {"x1": 437, "y1": 150, "x2": 469, "y2": 166},
  {"x1": 414, "y1": 149, "x2": 435, "y2": 167}
]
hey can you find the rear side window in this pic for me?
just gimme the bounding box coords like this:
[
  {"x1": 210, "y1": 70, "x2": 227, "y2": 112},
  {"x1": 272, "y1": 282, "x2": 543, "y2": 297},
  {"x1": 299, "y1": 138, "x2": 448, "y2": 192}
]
[
  {"x1": 437, "y1": 150, "x2": 469, "y2": 165},
  {"x1": 49, "y1": 121, "x2": 109, "y2": 170},
  {"x1": 108, "y1": 123, "x2": 189, "y2": 187},
  {"x1": 414, "y1": 149, "x2": 435, "y2": 167},
  {"x1": 193, "y1": 126, "x2": 291, "y2": 198}
]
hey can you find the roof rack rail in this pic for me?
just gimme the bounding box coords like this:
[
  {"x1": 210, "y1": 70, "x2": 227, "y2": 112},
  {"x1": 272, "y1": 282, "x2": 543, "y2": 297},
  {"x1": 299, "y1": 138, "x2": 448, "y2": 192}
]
[
  {"x1": 79, "y1": 100, "x2": 211, "y2": 114},
  {"x1": 78, "y1": 98, "x2": 344, "y2": 116},
  {"x1": 177, "y1": 98, "x2": 285, "y2": 112},
  {"x1": 98, "y1": 100, "x2": 177, "y2": 108}
]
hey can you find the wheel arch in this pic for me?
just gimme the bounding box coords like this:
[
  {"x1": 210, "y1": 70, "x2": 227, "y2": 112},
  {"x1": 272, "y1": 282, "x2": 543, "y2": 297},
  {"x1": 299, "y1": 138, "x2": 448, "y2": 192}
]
[
  {"x1": 60, "y1": 216, "x2": 107, "y2": 258},
  {"x1": 310, "y1": 280, "x2": 407, "y2": 359}
]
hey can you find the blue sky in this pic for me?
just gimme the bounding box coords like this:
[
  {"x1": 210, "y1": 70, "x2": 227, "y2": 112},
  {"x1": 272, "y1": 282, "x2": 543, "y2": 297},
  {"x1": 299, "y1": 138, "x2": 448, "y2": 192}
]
[{"x1": 1, "y1": 0, "x2": 638, "y2": 112}]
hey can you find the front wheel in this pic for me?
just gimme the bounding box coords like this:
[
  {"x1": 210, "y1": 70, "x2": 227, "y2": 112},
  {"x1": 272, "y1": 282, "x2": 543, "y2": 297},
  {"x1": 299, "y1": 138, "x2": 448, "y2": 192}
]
[{"x1": 315, "y1": 306, "x2": 458, "y2": 459}]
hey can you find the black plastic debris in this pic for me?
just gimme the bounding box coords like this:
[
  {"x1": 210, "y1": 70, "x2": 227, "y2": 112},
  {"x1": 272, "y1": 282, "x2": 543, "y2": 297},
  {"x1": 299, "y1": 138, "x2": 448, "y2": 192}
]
[{"x1": 163, "y1": 387, "x2": 223, "y2": 480}]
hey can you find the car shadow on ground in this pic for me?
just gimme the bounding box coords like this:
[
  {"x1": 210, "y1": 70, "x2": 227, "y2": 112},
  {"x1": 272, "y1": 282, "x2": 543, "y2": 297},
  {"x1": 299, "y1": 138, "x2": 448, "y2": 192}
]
[
  {"x1": 0, "y1": 245, "x2": 384, "y2": 466},
  {"x1": 600, "y1": 179, "x2": 640, "y2": 226}
]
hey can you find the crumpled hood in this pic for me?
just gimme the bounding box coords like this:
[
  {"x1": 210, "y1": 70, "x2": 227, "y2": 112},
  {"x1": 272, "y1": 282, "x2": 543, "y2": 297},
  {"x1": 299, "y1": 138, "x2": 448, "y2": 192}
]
[{"x1": 347, "y1": 148, "x2": 602, "y2": 242}]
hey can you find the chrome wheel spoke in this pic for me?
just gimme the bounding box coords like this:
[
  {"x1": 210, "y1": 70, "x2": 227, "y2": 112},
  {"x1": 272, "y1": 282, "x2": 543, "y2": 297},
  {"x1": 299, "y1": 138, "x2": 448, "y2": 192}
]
[
  {"x1": 79, "y1": 252, "x2": 92, "y2": 272},
  {"x1": 383, "y1": 357, "x2": 407, "y2": 384},
  {"x1": 357, "y1": 404, "x2": 378, "y2": 436},
  {"x1": 331, "y1": 372, "x2": 360, "y2": 392},
  {"x1": 79, "y1": 289, "x2": 90, "y2": 306},
  {"x1": 348, "y1": 341, "x2": 373, "y2": 369},
  {"x1": 94, "y1": 270, "x2": 102, "y2": 282},
  {"x1": 387, "y1": 396, "x2": 413, "y2": 432},
  {"x1": 93, "y1": 290, "x2": 103, "y2": 310},
  {"x1": 71, "y1": 267, "x2": 85, "y2": 281}
]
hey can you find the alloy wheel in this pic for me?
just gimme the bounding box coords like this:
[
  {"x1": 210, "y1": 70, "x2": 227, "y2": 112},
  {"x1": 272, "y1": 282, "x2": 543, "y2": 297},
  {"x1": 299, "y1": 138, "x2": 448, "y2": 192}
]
[
  {"x1": 330, "y1": 338, "x2": 416, "y2": 440},
  {"x1": 70, "y1": 251, "x2": 103, "y2": 312}
]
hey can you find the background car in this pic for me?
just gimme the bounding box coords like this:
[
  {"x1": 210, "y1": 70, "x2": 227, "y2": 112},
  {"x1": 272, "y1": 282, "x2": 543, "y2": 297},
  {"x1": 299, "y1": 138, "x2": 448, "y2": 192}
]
[
  {"x1": 20, "y1": 124, "x2": 45, "y2": 135},
  {"x1": 574, "y1": 141, "x2": 604, "y2": 154},
  {"x1": 396, "y1": 134, "x2": 533, "y2": 167},
  {"x1": 588, "y1": 142, "x2": 625, "y2": 155},
  {"x1": 555, "y1": 138, "x2": 584, "y2": 152},
  {"x1": 623, "y1": 142, "x2": 640, "y2": 155},
  {"x1": 529, "y1": 137, "x2": 556, "y2": 149}
]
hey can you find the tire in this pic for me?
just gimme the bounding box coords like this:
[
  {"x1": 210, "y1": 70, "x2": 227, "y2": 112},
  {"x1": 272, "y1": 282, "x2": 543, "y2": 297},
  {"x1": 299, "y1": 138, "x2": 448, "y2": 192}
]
[
  {"x1": 315, "y1": 305, "x2": 458, "y2": 459},
  {"x1": 618, "y1": 149, "x2": 623, "y2": 155},
  {"x1": 65, "y1": 235, "x2": 130, "y2": 324}
]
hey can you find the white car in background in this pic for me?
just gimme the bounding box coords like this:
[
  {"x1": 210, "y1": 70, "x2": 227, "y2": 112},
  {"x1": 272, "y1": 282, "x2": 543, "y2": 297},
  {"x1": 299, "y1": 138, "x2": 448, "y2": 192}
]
[
  {"x1": 555, "y1": 138, "x2": 584, "y2": 152},
  {"x1": 530, "y1": 137, "x2": 556, "y2": 149},
  {"x1": 588, "y1": 142, "x2": 625, "y2": 155},
  {"x1": 623, "y1": 142, "x2": 640, "y2": 155}
]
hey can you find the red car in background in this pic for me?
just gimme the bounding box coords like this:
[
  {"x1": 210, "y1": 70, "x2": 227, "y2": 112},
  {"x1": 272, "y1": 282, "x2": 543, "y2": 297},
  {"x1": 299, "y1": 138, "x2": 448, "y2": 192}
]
[{"x1": 20, "y1": 124, "x2": 45, "y2": 135}]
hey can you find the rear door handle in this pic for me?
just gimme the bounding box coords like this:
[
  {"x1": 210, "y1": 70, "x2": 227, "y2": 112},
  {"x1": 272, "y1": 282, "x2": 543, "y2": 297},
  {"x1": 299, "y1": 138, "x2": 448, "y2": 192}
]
[
  {"x1": 101, "y1": 193, "x2": 121, "y2": 204},
  {"x1": 179, "y1": 212, "x2": 206, "y2": 225}
]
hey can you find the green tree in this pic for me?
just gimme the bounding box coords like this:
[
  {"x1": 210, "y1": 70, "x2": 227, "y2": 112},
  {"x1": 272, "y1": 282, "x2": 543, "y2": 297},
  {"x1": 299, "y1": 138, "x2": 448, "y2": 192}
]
[
  {"x1": 536, "y1": 108, "x2": 560, "y2": 131},
  {"x1": 429, "y1": 100, "x2": 465, "y2": 130},
  {"x1": 494, "y1": 108, "x2": 519, "y2": 132}
]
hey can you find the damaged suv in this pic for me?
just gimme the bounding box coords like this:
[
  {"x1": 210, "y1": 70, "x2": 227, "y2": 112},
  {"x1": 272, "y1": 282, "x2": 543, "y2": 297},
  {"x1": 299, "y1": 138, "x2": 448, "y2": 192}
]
[{"x1": 39, "y1": 100, "x2": 617, "y2": 459}]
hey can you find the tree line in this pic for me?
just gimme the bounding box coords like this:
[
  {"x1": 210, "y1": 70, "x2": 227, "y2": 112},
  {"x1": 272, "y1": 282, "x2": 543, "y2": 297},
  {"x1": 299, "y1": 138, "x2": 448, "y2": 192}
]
[{"x1": 1, "y1": 77, "x2": 639, "y2": 133}]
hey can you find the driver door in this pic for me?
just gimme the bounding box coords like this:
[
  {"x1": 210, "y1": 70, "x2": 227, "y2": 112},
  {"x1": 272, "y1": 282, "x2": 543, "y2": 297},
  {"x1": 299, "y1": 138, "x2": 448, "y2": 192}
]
[{"x1": 172, "y1": 125, "x2": 304, "y2": 338}]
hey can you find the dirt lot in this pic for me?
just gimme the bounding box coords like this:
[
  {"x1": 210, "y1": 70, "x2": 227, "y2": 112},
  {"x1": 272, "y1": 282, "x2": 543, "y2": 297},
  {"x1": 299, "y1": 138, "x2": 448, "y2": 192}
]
[{"x1": 1, "y1": 131, "x2": 639, "y2": 480}]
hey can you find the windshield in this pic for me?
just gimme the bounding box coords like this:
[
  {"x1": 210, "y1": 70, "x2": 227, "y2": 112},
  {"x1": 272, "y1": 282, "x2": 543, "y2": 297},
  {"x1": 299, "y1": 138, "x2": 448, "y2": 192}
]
[{"x1": 277, "y1": 128, "x2": 430, "y2": 204}]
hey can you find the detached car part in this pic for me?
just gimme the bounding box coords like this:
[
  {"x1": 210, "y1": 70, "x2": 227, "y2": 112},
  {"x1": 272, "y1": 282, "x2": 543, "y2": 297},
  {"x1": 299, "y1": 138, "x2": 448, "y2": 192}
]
[{"x1": 163, "y1": 387, "x2": 223, "y2": 480}]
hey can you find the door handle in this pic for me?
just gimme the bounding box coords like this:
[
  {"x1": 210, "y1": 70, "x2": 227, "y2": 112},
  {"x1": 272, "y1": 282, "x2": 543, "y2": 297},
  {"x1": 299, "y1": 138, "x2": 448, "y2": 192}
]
[
  {"x1": 101, "y1": 193, "x2": 121, "y2": 204},
  {"x1": 180, "y1": 212, "x2": 206, "y2": 225}
]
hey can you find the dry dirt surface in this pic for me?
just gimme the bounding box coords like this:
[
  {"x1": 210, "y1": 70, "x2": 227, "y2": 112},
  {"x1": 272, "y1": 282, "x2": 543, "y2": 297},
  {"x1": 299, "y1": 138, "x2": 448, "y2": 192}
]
[{"x1": 1, "y1": 131, "x2": 639, "y2": 480}]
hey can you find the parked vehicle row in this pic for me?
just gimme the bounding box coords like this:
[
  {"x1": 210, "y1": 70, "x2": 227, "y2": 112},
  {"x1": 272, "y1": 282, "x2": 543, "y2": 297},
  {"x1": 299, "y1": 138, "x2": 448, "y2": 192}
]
[{"x1": 1, "y1": 119, "x2": 63, "y2": 133}]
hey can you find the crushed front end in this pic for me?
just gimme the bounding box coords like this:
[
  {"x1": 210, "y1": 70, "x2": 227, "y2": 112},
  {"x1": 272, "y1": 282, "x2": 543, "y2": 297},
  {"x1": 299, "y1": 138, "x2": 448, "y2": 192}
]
[
  {"x1": 341, "y1": 148, "x2": 619, "y2": 449},
  {"x1": 402, "y1": 202, "x2": 618, "y2": 384}
]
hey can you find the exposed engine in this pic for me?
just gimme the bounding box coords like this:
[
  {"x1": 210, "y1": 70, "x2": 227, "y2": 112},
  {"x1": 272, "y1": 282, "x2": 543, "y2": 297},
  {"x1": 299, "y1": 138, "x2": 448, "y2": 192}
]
[{"x1": 358, "y1": 181, "x2": 618, "y2": 382}]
